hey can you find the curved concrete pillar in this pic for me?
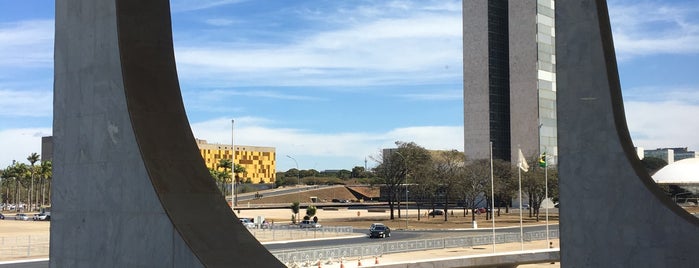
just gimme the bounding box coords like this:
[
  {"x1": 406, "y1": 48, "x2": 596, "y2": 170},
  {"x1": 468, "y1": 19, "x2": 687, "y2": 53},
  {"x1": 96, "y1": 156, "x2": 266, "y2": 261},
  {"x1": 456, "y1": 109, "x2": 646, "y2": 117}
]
[
  {"x1": 556, "y1": 0, "x2": 699, "y2": 267},
  {"x1": 51, "y1": 0, "x2": 283, "y2": 267}
]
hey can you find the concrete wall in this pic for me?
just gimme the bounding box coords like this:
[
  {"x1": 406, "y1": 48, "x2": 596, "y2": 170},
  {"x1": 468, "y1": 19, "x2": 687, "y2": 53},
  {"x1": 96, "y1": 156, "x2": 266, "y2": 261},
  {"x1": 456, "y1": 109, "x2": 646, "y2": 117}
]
[
  {"x1": 508, "y1": 0, "x2": 540, "y2": 159},
  {"x1": 51, "y1": 0, "x2": 283, "y2": 267},
  {"x1": 556, "y1": 0, "x2": 699, "y2": 267},
  {"x1": 462, "y1": 0, "x2": 491, "y2": 160}
]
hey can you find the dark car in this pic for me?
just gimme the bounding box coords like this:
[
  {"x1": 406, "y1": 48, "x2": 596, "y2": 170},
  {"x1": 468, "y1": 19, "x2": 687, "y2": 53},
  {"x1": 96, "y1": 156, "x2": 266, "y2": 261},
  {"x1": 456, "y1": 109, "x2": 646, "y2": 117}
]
[
  {"x1": 369, "y1": 225, "x2": 391, "y2": 238},
  {"x1": 0, "y1": 213, "x2": 4, "y2": 220},
  {"x1": 428, "y1": 210, "x2": 444, "y2": 216}
]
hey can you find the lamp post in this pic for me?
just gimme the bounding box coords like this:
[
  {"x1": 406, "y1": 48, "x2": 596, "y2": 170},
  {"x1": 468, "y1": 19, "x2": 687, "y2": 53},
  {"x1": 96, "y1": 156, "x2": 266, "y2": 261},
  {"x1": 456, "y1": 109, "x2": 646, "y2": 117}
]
[
  {"x1": 231, "y1": 119, "x2": 235, "y2": 209},
  {"x1": 405, "y1": 186, "x2": 409, "y2": 229},
  {"x1": 286, "y1": 155, "x2": 300, "y2": 200},
  {"x1": 393, "y1": 151, "x2": 409, "y2": 228}
]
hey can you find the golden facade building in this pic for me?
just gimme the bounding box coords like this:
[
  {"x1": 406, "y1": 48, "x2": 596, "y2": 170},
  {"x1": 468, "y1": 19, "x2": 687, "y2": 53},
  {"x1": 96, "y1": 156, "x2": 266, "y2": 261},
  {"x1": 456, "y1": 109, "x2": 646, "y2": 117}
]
[{"x1": 196, "y1": 139, "x2": 276, "y2": 183}]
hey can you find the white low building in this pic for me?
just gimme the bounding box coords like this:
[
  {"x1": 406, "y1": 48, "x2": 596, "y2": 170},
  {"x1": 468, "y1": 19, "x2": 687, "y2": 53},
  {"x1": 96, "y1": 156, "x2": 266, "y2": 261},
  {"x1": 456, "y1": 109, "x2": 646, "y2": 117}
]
[{"x1": 652, "y1": 158, "x2": 699, "y2": 203}]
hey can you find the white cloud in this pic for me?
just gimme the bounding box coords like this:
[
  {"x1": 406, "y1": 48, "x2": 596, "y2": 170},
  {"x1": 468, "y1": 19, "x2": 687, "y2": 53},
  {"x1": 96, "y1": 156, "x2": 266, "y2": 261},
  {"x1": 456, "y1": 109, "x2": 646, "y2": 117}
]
[
  {"x1": 170, "y1": 0, "x2": 248, "y2": 12},
  {"x1": 0, "y1": 128, "x2": 52, "y2": 168},
  {"x1": 0, "y1": 89, "x2": 52, "y2": 117},
  {"x1": 204, "y1": 18, "x2": 237, "y2": 26},
  {"x1": 609, "y1": 1, "x2": 699, "y2": 59},
  {"x1": 625, "y1": 100, "x2": 699, "y2": 151},
  {"x1": 399, "y1": 90, "x2": 462, "y2": 101},
  {"x1": 623, "y1": 86, "x2": 699, "y2": 105},
  {"x1": 189, "y1": 117, "x2": 464, "y2": 170},
  {"x1": 199, "y1": 89, "x2": 324, "y2": 101},
  {"x1": 0, "y1": 20, "x2": 54, "y2": 67},
  {"x1": 174, "y1": 11, "x2": 462, "y2": 87}
]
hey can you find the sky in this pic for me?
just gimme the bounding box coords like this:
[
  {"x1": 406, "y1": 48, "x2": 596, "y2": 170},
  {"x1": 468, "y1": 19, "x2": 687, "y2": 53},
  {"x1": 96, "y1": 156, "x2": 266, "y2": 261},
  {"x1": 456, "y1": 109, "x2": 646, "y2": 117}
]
[{"x1": 1, "y1": 0, "x2": 698, "y2": 172}]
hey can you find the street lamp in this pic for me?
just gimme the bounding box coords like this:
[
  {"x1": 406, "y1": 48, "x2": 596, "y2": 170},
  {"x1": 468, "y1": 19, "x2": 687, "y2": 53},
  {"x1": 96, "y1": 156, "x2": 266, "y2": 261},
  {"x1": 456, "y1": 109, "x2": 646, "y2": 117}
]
[
  {"x1": 393, "y1": 151, "x2": 409, "y2": 229},
  {"x1": 286, "y1": 155, "x2": 300, "y2": 186},
  {"x1": 231, "y1": 119, "x2": 235, "y2": 209},
  {"x1": 286, "y1": 155, "x2": 301, "y2": 207}
]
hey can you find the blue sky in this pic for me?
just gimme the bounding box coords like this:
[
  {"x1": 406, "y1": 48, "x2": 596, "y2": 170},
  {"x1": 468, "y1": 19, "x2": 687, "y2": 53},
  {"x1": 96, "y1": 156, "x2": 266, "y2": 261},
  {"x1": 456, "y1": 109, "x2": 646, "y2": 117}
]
[{"x1": 1, "y1": 0, "x2": 698, "y2": 171}]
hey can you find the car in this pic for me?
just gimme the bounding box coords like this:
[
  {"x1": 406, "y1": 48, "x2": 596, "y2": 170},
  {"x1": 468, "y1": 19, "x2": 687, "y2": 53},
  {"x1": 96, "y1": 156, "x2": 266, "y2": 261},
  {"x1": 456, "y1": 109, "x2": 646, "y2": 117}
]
[
  {"x1": 33, "y1": 213, "x2": 49, "y2": 221},
  {"x1": 0, "y1": 213, "x2": 4, "y2": 220},
  {"x1": 474, "y1": 207, "x2": 489, "y2": 214},
  {"x1": 15, "y1": 213, "x2": 29, "y2": 221},
  {"x1": 299, "y1": 220, "x2": 321, "y2": 228},
  {"x1": 428, "y1": 210, "x2": 444, "y2": 216},
  {"x1": 239, "y1": 218, "x2": 255, "y2": 228},
  {"x1": 369, "y1": 223, "x2": 385, "y2": 231},
  {"x1": 369, "y1": 225, "x2": 391, "y2": 238}
]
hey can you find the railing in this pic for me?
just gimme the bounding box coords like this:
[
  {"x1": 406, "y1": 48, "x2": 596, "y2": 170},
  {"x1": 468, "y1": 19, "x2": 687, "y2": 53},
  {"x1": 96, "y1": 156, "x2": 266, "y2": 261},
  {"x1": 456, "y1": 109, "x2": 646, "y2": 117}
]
[
  {"x1": 0, "y1": 235, "x2": 50, "y2": 261},
  {"x1": 248, "y1": 226, "x2": 355, "y2": 242},
  {"x1": 0, "y1": 226, "x2": 355, "y2": 261},
  {"x1": 271, "y1": 230, "x2": 559, "y2": 264},
  {"x1": 0, "y1": 228, "x2": 556, "y2": 263}
]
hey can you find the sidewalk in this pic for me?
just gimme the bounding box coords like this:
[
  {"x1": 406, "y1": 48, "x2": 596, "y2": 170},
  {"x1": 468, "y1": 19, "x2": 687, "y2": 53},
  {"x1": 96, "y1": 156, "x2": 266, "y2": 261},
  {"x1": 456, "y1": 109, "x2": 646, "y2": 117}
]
[{"x1": 284, "y1": 239, "x2": 560, "y2": 268}]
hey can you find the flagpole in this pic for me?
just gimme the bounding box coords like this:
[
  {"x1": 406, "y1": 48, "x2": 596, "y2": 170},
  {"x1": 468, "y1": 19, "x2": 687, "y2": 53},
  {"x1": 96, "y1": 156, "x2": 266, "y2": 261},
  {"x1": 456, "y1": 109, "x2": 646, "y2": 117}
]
[
  {"x1": 518, "y1": 162, "x2": 523, "y2": 251},
  {"x1": 544, "y1": 152, "x2": 549, "y2": 247},
  {"x1": 517, "y1": 147, "x2": 525, "y2": 251},
  {"x1": 490, "y1": 142, "x2": 495, "y2": 253}
]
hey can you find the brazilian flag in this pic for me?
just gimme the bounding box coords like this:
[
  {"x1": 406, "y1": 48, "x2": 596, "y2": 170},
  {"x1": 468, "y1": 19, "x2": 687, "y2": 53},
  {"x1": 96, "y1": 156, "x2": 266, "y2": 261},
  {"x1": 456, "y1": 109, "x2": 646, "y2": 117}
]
[{"x1": 538, "y1": 153, "x2": 547, "y2": 168}]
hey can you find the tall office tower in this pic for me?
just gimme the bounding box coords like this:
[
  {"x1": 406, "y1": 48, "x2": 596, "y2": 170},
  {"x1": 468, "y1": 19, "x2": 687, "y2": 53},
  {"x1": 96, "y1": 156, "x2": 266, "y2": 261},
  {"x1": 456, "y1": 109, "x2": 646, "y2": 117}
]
[{"x1": 463, "y1": 0, "x2": 557, "y2": 163}]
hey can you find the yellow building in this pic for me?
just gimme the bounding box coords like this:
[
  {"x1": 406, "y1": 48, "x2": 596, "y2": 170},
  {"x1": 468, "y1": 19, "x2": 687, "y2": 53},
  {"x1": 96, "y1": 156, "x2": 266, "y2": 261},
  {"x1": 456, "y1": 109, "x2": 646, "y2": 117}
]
[{"x1": 196, "y1": 139, "x2": 276, "y2": 183}]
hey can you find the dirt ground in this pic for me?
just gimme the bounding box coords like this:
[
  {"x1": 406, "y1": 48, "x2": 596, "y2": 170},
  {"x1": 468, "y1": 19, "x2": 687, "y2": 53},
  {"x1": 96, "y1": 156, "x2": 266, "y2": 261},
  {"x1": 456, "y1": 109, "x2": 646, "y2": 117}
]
[
  {"x1": 2, "y1": 205, "x2": 695, "y2": 236},
  {"x1": 236, "y1": 207, "x2": 559, "y2": 230}
]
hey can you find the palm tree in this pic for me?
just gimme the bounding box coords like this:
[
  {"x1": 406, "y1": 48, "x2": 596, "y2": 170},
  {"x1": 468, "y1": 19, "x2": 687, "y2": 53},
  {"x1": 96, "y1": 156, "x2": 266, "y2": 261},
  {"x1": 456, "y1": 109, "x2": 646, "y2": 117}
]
[
  {"x1": 1, "y1": 163, "x2": 18, "y2": 206},
  {"x1": 27, "y1": 153, "x2": 40, "y2": 211},
  {"x1": 233, "y1": 164, "x2": 246, "y2": 206},
  {"x1": 290, "y1": 202, "x2": 300, "y2": 224},
  {"x1": 39, "y1": 161, "x2": 52, "y2": 207},
  {"x1": 217, "y1": 159, "x2": 232, "y2": 196},
  {"x1": 5, "y1": 162, "x2": 29, "y2": 211}
]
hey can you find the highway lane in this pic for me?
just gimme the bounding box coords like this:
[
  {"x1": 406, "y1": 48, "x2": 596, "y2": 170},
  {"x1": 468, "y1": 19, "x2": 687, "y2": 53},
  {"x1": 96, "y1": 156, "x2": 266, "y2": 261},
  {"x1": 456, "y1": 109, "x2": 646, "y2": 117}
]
[
  {"x1": 266, "y1": 224, "x2": 559, "y2": 251},
  {"x1": 0, "y1": 225, "x2": 558, "y2": 268}
]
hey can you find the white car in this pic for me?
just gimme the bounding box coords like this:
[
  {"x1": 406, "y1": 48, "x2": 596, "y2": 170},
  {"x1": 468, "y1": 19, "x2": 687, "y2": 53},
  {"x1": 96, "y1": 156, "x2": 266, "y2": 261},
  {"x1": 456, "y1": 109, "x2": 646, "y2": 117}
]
[
  {"x1": 15, "y1": 213, "x2": 29, "y2": 221},
  {"x1": 33, "y1": 213, "x2": 49, "y2": 221},
  {"x1": 299, "y1": 220, "x2": 321, "y2": 228},
  {"x1": 239, "y1": 218, "x2": 255, "y2": 228}
]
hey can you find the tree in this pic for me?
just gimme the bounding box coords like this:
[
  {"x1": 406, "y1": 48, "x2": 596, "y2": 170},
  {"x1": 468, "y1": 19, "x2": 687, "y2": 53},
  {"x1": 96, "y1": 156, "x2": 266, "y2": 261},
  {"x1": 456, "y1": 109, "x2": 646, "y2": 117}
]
[
  {"x1": 372, "y1": 141, "x2": 432, "y2": 220},
  {"x1": 27, "y1": 153, "x2": 40, "y2": 211},
  {"x1": 412, "y1": 163, "x2": 438, "y2": 221},
  {"x1": 336, "y1": 169, "x2": 352, "y2": 179},
  {"x1": 290, "y1": 202, "x2": 300, "y2": 224},
  {"x1": 1, "y1": 163, "x2": 21, "y2": 207},
  {"x1": 434, "y1": 150, "x2": 466, "y2": 221},
  {"x1": 233, "y1": 164, "x2": 246, "y2": 205},
  {"x1": 217, "y1": 159, "x2": 232, "y2": 195},
  {"x1": 522, "y1": 160, "x2": 559, "y2": 221},
  {"x1": 285, "y1": 168, "x2": 300, "y2": 184},
  {"x1": 351, "y1": 166, "x2": 365, "y2": 178},
  {"x1": 306, "y1": 205, "x2": 317, "y2": 218},
  {"x1": 3, "y1": 162, "x2": 29, "y2": 211},
  {"x1": 492, "y1": 159, "x2": 514, "y2": 216},
  {"x1": 641, "y1": 157, "x2": 667, "y2": 175},
  {"x1": 39, "y1": 161, "x2": 52, "y2": 207},
  {"x1": 461, "y1": 159, "x2": 490, "y2": 222}
]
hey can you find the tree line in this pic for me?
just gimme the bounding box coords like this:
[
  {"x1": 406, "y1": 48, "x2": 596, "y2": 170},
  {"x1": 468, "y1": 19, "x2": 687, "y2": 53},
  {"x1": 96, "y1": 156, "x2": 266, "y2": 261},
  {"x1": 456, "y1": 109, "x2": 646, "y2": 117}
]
[
  {"x1": 373, "y1": 141, "x2": 559, "y2": 222},
  {"x1": 1, "y1": 153, "x2": 52, "y2": 212}
]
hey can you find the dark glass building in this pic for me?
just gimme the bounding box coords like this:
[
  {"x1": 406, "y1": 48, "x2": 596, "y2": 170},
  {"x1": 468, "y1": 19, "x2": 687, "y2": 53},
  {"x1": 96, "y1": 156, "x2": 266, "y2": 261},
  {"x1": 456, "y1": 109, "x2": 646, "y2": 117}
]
[{"x1": 463, "y1": 0, "x2": 557, "y2": 163}]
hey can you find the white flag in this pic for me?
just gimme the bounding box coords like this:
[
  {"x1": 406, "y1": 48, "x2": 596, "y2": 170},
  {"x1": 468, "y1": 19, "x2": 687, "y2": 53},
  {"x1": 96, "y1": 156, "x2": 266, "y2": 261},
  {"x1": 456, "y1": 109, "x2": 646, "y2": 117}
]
[{"x1": 517, "y1": 149, "x2": 529, "y2": 172}]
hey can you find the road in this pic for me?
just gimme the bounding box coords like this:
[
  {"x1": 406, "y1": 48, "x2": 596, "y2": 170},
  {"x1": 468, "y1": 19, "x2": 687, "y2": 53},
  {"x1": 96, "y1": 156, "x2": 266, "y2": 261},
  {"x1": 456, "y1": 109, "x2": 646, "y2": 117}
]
[
  {"x1": 266, "y1": 224, "x2": 558, "y2": 252},
  {"x1": 0, "y1": 225, "x2": 558, "y2": 268}
]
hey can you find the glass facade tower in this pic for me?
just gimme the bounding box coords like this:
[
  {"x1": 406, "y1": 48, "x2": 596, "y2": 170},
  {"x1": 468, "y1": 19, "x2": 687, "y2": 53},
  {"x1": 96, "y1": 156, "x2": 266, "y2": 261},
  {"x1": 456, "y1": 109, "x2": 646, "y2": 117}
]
[{"x1": 463, "y1": 0, "x2": 557, "y2": 163}]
